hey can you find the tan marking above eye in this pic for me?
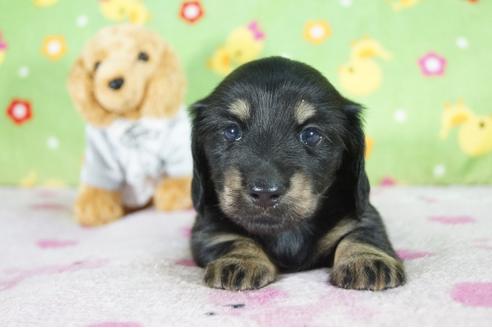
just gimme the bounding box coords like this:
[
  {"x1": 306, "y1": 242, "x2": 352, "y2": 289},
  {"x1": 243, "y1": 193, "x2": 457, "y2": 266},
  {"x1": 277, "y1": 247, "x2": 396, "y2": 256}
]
[
  {"x1": 229, "y1": 99, "x2": 250, "y2": 121},
  {"x1": 295, "y1": 100, "x2": 316, "y2": 125}
]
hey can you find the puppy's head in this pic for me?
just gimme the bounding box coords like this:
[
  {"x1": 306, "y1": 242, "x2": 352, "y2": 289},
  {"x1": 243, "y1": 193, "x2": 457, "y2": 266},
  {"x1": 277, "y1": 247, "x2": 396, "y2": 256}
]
[
  {"x1": 68, "y1": 24, "x2": 185, "y2": 126},
  {"x1": 191, "y1": 57, "x2": 369, "y2": 234}
]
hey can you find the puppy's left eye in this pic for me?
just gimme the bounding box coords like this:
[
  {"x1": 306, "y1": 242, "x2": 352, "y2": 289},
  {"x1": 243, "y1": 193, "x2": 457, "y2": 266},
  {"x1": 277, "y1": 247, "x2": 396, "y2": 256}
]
[
  {"x1": 138, "y1": 51, "x2": 149, "y2": 62},
  {"x1": 299, "y1": 127, "x2": 323, "y2": 146},
  {"x1": 223, "y1": 124, "x2": 242, "y2": 142}
]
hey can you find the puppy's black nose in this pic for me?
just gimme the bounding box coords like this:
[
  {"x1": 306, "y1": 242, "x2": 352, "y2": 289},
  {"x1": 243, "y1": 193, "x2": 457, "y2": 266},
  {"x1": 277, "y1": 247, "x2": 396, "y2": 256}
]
[
  {"x1": 108, "y1": 77, "x2": 124, "y2": 90},
  {"x1": 249, "y1": 185, "x2": 283, "y2": 208}
]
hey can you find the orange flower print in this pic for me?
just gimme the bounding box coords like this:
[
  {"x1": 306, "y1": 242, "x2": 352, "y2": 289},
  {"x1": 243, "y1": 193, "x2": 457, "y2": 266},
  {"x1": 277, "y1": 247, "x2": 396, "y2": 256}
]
[
  {"x1": 41, "y1": 35, "x2": 67, "y2": 61},
  {"x1": 304, "y1": 20, "x2": 332, "y2": 45}
]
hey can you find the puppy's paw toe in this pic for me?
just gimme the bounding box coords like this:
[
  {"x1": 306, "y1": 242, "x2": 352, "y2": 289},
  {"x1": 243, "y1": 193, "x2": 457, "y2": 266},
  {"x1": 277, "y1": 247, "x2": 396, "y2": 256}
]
[
  {"x1": 204, "y1": 256, "x2": 277, "y2": 291},
  {"x1": 330, "y1": 255, "x2": 405, "y2": 291}
]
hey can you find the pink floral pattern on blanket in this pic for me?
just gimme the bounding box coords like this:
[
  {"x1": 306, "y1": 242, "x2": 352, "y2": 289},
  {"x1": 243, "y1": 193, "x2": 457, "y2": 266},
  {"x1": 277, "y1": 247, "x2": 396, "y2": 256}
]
[
  {"x1": 88, "y1": 321, "x2": 143, "y2": 327},
  {"x1": 451, "y1": 282, "x2": 492, "y2": 308},
  {"x1": 37, "y1": 239, "x2": 78, "y2": 249},
  {"x1": 207, "y1": 286, "x2": 377, "y2": 325},
  {"x1": 397, "y1": 249, "x2": 433, "y2": 260},
  {"x1": 1, "y1": 187, "x2": 491, "y2": 325},
  {"x1": 0, "y1": 259, "x2": 109, "y2": 291},
  {"x1": 429, "y1": 215, "x2": 476, "y2": 224}
]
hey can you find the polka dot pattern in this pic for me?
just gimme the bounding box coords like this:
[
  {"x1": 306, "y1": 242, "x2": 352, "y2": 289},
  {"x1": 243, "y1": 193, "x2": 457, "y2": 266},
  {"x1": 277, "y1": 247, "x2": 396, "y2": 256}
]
[{"x1": 451, "y1": 282, "x2": 492, "y2": 307}]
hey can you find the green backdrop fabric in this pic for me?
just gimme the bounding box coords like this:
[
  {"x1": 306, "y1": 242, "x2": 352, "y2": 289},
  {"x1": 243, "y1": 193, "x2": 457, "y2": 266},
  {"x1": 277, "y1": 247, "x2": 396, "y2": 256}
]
[{"x1": 1, "y1": 0, "x2": 491, "y2": 187}]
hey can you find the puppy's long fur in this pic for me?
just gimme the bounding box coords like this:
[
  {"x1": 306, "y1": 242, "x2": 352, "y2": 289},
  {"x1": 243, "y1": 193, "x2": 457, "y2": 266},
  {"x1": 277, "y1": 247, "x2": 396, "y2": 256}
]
[{"x1": 190, "y1": 57, "x2": 405, "y2": 291}]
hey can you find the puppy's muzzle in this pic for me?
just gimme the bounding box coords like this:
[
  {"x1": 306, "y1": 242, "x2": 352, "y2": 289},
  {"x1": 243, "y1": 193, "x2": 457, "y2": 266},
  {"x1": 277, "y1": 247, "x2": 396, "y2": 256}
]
[
  {"x1": 243, "y1": 162, "x2": 287, "y2": 209},
  {"x1": 248, "y1": 183, "x2": 285, "y2": 208}
]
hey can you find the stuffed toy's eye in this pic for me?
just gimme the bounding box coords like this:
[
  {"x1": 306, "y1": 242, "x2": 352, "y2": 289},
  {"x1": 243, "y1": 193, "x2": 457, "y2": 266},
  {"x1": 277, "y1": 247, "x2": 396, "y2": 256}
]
[
  {"x1": 138, "y1": 51, "x2": 149, "y2": 62},
  {"x1": 223, "y1": 124, "x2": 242, "y2": 142},
  {"x1": 300, "y1": 127, "x2": 323, "y2": 146},
  {"x1": 94, "y1": 61, "x2": 101, "y2": 71}
]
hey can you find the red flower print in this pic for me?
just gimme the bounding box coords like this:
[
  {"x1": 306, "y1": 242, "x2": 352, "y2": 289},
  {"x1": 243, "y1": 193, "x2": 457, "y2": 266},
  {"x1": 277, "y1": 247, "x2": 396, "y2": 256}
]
[
  {"x1": 179, "y1": 0, "x2": 204, "y2": 24},
  {"x1": 6, "y1": 99, "x2": 33, "y2": 125}
]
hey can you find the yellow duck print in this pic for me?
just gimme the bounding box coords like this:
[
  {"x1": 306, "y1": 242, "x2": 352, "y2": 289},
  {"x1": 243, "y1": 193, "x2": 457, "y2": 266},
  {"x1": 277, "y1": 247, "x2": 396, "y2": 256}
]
[
  {"x1": 339, "y1": 38, "x2": 391, "y2": 97},
  {"x1": 33, "y1": 0, "x2": 58, "y2": 7},
  {"x1": 440, "y1": 100, "x2": 492, "y2": 157},
  {"x1": 100, "y1": 0, "x2": 149, "y2": 24},
  {"x1": 19, "y1": 170, "x2": 65, "y2": 188},
  {"x1": 209, "y1": 22, "x2": 264, "y2": 76},
  {"x1": 387, "y1": 0, "x2": 422, "y2": 11},
  {"x1": 19, "y1": 170, "x2": 39, "y2": 188}
]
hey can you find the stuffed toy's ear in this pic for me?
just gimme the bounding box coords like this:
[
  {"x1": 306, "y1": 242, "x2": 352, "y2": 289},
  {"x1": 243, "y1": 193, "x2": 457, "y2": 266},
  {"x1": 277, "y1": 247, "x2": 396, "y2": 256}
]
[
  {"x1": 67, "y1": 57, "x2": 116, "y2": 126},
  {"x1": 140, "y1": 45, "x2": 186, "y2": 118}
]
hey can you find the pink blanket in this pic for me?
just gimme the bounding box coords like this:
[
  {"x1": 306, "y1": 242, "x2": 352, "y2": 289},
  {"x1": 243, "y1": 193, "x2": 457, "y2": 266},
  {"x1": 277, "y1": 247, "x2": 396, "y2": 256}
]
[{"x1": 1, "y1": 187, "x2": 491, "y2": 326}]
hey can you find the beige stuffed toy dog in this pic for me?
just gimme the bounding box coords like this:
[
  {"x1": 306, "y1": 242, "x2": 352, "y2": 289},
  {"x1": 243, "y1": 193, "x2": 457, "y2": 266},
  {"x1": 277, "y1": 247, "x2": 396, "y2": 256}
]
[{"x1": 68, "y1": 24, "x2": 192, "y2": 226}]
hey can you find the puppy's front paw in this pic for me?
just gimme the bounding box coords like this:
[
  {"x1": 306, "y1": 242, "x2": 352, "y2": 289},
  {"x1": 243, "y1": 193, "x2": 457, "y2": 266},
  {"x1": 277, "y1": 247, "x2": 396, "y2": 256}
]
[
  {"x1": 74, "y1": 185, "x2": 124, "y2": 226},
  {"x1": 204, "y1": 256, "x2": 277, "y2": 291},
  {"x1": 330, "y1": 255, "x2": 405, "y2": 291}
]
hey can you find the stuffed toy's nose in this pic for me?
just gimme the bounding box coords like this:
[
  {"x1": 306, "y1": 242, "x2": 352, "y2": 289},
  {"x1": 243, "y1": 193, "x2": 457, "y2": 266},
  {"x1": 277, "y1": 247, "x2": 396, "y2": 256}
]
[{"x1": 108, "y1": 77, "x2": 125, "y2": 90}]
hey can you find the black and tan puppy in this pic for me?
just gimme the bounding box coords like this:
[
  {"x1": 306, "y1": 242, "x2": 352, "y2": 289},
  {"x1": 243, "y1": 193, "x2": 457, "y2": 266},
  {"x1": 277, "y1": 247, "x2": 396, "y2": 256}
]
[{"x1": 190, "y1": 57, "x2": 405, "y2": 291}]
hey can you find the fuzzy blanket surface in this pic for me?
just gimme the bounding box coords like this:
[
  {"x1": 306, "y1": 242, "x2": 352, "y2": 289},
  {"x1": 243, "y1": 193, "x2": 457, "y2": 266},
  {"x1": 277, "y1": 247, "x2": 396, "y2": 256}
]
[{"x1": 1, "y1": 187, "x2": 491, "y2": 326}]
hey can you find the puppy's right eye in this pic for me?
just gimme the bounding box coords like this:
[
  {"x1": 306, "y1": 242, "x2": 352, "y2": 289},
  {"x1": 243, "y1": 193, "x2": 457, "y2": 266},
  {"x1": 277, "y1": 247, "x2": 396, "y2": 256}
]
[
  {"x1": 223, "y1": 124, "x2": 242, "y2": 141},
  {"x1": 94, "y1": 61, "x2": 101, "y2": 71},
  {"x1": 300, "y1": 127, "x2": 323, "y2": 146}
]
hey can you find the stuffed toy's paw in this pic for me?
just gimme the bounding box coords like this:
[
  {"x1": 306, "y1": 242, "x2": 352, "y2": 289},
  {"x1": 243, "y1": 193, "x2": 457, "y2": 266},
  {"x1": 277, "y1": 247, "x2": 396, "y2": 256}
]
[
  {"x1": 74, "y1": 185, "x2": 124, "y2": 226},
  {"x1": 154, "y1": 177, "x2": 192, "y2": 211}
]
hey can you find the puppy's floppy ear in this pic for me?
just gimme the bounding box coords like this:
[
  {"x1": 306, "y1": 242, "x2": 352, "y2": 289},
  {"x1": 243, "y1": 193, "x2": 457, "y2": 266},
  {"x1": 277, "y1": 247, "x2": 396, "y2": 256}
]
[
  {"x1": 140, "y1": 41, "x2": 186, "y2": 118},
  {"x1": 67, "y1": 57, "x2": 115, "y2": 126},
  {"x1": 340, "y1": 102, "x2": 370, "y2": 216},
  {"x1": 190, "y1": 100, "x2": 209, "y2": 214}
]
